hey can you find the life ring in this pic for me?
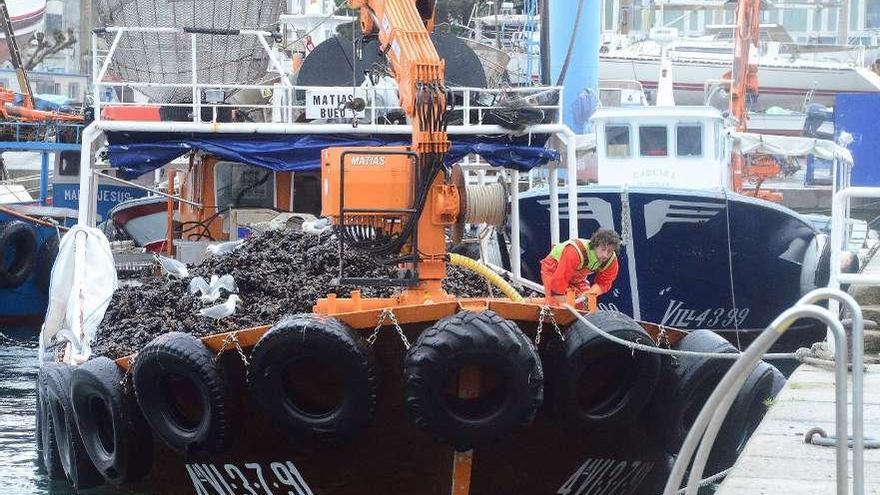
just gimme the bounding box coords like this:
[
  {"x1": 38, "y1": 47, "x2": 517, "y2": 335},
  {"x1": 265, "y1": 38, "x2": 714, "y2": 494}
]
[
  {"x1": 132, "y1": 332, "x2": 236, "y2": 457},
  {"x1": 544, "y1": 311, "x2": 661, "y2": 430},
  {"x1": 0, "y1": 220, "x2": 37, "y2": 288},
  {"x1": 37, "y1": 369, "x2": 65, "y2": 479},
  {"x1": 248, "y1": 313, "x2": 378, "y2": 442},
  {"x1": 706, "y1": 361, "x2": 782, "y2": 474},
  {"x1": 404, "y1": 310, "x2": 543, "y2": 450},
  {"x1": 646, "y1": 329, "x2": 738, "y2": 454},
  {"x1": 34, "y1": 233, "x2": 59, "y2": 294},
  {"x1": 43, "y1": 362, "x2": 104, "y2": 489},
  {"x1": 71, "y1": 357, "x2": 153, "y2": 483}
]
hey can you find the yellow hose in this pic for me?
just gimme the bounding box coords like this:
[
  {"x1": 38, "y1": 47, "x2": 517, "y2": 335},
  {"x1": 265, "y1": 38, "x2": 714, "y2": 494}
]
[{"x1": 447, "y1": 252, "x2": 523, "y2": 302}]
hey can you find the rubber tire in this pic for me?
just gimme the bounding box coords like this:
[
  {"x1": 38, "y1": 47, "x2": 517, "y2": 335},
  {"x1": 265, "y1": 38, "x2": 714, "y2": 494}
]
[
  {"x1": 132, "y1": 332, "x2": 235, "y2": 457},
  {"x1": 706, "y1": 361, "x2": 780, "y2": 474},
  {"x1": 647, "y1": 329, "x2": 739, "y2": 454},
  {"x1": 0, "y1": 220, "x2": 37, "y2": 288},
  {"x1": 71, "y1": 357, "x2": 153, "y2": 484},
  {"x1": 248, "y1": 313, "x2": 378, "y2": 443},
  {"x1": 43, "y1": 362, "x2": 104, "y2": 490},
  {"x1": 38, "y1": 368, "x2": 64, "y2": 479},
  {"x1": 404, "y1": 310, "x2": 543, "y2": 450},
  {"x1": 545, "y1": 311, "x2": 661, "y2": 430},
  {"x1": 34, "y1": 233, "x2": 59, "y2": 294}
]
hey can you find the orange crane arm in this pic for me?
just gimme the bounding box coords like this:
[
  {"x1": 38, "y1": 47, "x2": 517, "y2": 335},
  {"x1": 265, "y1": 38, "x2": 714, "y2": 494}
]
[
  {"x1": 728, "y1": 0, "x2": 761, "y2": 132},
  {"x1": 348, "y1": 0, "x2": 450, "y2": 157}
]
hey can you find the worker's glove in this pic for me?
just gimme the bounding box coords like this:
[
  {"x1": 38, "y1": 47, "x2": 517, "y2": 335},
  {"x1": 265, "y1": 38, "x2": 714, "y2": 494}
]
[{"x1": 587, "y1": 285, "x2": 603, "y2": 296}]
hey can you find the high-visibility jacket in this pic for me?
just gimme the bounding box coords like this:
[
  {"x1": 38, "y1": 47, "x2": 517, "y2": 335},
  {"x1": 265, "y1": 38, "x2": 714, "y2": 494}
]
[{"x1": 540, "y1": 238, "x2": 619, "y2": 296}]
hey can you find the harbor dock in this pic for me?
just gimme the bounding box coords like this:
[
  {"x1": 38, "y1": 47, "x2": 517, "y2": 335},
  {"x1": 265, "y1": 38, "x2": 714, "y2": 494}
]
[{"x1": 718, "y1": 363, "x2": 880, "y2": 494}]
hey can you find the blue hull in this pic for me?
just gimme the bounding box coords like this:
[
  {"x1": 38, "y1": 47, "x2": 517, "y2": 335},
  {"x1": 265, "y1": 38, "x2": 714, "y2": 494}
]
[
  {"x1": 0, "y1": 213, "x2": 69, "y2": 328},
  {"x1": 519, "y1": 186, "x2": 828, "y2": 350}
]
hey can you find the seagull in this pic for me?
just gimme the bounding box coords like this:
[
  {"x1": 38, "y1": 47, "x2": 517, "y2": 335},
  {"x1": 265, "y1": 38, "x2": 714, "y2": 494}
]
[
  {"x1": 189, "y1": 274, "x2": 239, "y2": 303},
  {"x1": 154, "y1": 254, "x2": 189, "y2": 279},
  {"x1": 198, "y1": 294, "x2": 240, "y2": 320},
  {"x1": 206, "y1": 239, "x2": 245, "y2": 256}
]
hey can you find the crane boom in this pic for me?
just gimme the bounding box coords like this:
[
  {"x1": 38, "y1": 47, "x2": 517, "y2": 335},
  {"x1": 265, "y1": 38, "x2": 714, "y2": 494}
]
[{"x1": 349, "y1": 0, "x2": 449, "y2": 157}]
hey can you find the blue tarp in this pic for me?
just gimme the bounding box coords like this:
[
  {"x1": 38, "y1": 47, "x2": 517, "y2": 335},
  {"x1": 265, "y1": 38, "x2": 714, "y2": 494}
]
[{"x1": 106, "y1": 132, "x2": 559, "y2": 179}]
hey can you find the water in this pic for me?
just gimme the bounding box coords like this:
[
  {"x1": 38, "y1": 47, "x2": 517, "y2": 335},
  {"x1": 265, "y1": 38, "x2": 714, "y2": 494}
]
[{"x1": 0, "y1": 331, "x2": 137, "y2": 495}]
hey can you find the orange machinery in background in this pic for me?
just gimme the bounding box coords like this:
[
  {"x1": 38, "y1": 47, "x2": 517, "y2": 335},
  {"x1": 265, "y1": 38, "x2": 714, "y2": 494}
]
[
  {"x1": 726, "y1": 0, "x2": 782, "y2": 201},
  {"x1": 0, "y1": 0, "x2": 82, "y2": 125}
]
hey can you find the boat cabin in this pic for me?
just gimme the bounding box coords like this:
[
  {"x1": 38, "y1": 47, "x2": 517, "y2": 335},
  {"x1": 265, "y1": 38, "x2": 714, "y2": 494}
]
[
  {"x1": 177, "y1": 154, "x2": 321, "y2": 241},
  {"x1": 591, "y1": 106, "x2": 731, "y2": 189}
]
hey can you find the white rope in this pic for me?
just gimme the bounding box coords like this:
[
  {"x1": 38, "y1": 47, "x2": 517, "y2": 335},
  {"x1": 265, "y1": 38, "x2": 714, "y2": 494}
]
[{"x1": 722, "y1": 189, "x2": 743, "y2": 351}]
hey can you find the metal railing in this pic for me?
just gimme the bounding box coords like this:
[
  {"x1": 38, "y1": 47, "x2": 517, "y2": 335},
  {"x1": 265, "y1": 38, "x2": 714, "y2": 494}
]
[
  {"x1": 664, "y1": 287, "x2": 859, "y2": 495},
  {"x1": 91, "y1": 26, "x2": 562, "y2": 127}
]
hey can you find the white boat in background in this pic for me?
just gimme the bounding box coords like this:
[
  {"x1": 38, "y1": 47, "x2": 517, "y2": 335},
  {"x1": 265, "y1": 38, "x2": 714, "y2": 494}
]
[
  {"x1": 601, "y1": 37, "x2": 880, "y2": 108},
  {"x1": 0, "y1": 0, "x2": 44, "y2": 59}
]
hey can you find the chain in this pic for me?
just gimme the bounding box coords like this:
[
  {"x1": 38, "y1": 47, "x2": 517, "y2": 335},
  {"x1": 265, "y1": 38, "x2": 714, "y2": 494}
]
[
  {"x1": 120, "y1": 356, "x2": 135, "y2": 395},
  {"x1": 536, "y1": 306, "x2": 565, "y2": 345},
  {"x1": 214, "y1": 333, "x2": 249, "y2": 367},
  {"x1": 367, "y1": 308, "x2": 411, "y2": 350}
]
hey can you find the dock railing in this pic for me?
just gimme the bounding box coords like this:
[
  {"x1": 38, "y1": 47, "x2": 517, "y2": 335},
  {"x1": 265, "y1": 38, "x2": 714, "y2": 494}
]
[{"x1": 662, "y1": 287, "x2": 859, "y2": 495}]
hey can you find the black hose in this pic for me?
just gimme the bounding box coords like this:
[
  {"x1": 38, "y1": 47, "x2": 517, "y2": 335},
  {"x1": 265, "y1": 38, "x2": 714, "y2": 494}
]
[{"x1": 554, "y1": 0, "x2": 587, "y2": 86}]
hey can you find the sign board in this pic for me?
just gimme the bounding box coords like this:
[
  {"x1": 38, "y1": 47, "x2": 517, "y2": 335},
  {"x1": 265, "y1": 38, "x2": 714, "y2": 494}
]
[
  {"x1": 305, "y1": 88, "x2": 367, "y2": 120},
  {"x1": 52, "y1": 183, "x2": 148, "y2": 223}
]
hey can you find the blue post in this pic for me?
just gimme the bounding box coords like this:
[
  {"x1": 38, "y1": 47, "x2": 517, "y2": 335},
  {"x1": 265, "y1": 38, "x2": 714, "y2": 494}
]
[
  {"x1": 548, "y1": 0, "x2": 601, "y2": 134},
  {"x1": 40, "y1": 152, "x2": 49, "y2": 205}
]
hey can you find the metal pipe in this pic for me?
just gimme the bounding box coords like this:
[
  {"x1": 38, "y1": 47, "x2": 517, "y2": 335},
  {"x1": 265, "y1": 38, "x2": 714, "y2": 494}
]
[
  {"x1": 665, "y1": 300, "x2": 848, "y2": 495},
  {"x1": 77, "y1": 124, "x2": 101, "y2": 227},
  {"x1": 563, "y1": 127, "x2": 579, "y2": 239},
  {"x1": 92, "y1": 170, "x2": 202, "y2": 208},
  {"x1": 190, "y1": 34, "x2": 200, "y2": 123},
  {"x1": 510, "y1": 169, "x2": 521, "y2": 280},
  {"x1": 548, "y1": 152, "x2": 560, "y2": 246},
  {"x1": 97, "y1": 30, "x2": 123, "y2": 83},
  {"x1": 39, "y1": 152, "x2": 49, "y2": 206}
]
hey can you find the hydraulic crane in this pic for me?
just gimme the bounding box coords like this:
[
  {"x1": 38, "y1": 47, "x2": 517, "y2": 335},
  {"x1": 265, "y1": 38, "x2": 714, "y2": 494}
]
[
  {"x1": 317, "y1": 0, "x2": 462, "y2": 310},
  {"x1": 727, "y1": 0, "x2": 782, "y2": 201},
  {"x1": 0, "y1": 0, "x2": 82, "y2": 124}
]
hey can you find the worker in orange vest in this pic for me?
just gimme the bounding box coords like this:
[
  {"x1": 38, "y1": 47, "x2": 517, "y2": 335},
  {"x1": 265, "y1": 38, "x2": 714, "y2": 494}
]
[{"x1": 541, "y1": 229, "x2": 621, "y2": 308}]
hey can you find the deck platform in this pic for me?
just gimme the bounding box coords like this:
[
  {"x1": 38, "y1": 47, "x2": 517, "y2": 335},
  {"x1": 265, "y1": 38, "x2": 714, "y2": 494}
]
[{"x1": 717, "y1": 363, "x2": 880, "y2": 494}]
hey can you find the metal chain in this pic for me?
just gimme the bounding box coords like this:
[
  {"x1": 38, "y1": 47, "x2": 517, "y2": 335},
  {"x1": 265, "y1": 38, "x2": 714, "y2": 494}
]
[
  {"x1": 120, "y1": 356, "x2": 135, "y2": 395},
  {"x1": 214, "y1": 333, "x2": 249, "y2": 367},
  {"x1": 536, "y1": 306, "x2": 565, "y2": 345},
  {"x1": 367, "y1": 308, "x2": 411, "y2": 349}
]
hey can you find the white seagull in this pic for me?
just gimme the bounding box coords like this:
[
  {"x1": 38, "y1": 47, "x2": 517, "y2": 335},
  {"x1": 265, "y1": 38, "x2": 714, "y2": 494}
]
[
  {"x1": 188, "y1": 274, "x2": 239, "y2": 303},
  {"x1": 198, "y1": 294, "x2": 241, "y2": 320},
  {"x1": 154, "y1": 254, "x2": 189, "y2": 279},
  {"x1": 206, "y1": 239, "x2": 245, "y2": 256}
]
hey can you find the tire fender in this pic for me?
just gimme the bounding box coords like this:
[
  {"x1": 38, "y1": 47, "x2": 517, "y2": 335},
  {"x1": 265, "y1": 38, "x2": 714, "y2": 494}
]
[
  {"x1": 132, "y1": 332, "x2": 236, "y2": 457},
  {"x1": 71, "y1": 357, "x2": 153, "y2": 483},
  {"x1": 43, "y1": 362, "x2": 104, "y2": 489},
  {"x1": 404, "y1": 310, "x2": 543, "y2": 450},
  {"x1": 0, "y1": 220, "x2": 37, "y2": 288},
  {"x1": 248, "y1": 313, "x2": 378, "y2": 443}
]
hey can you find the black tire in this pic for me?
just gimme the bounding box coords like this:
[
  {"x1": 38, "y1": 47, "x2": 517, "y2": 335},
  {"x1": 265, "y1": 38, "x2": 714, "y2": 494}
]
[
  {"x1": 647, "y1": 330, "x2": 739, "y2": 454},
  {"x1": 770, "y1": 366, "x2": 786, "y2": 397},
  {"x1": 0, "y1": 220, "x2": 37, "y2": 288},
  {"x1": 404, "y1": 310, "x2": 543, "y2": 450},
  {"x1": 706, "y1": 361, "x2": 780, "y2": 474},
  {"x1": 132, "y1": 332, "x2": 235, "y2": 457},
  {"x1": 248, "y1": 314, "x2": 378, "y2": 443},
  {"x1": 71, "y1": 357, "x2": 153, "y2": 484},
  {"x1": 38, "y1": 368, "x2": 64, "y2": 479},
  {"x1": 34, "y1": 233, "x2": 59, "y2": 294},
  {"x1": 545, "y1": 311, "x2": 661, "y2": 430},
  {"x1": 43, "y1": 362, "x2": 104, "y2": 490}
]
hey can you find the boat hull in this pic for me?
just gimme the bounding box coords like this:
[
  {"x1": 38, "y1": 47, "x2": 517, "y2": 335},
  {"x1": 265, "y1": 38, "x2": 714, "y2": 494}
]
[
  {"x1": 518, "y1": 186, "x2": 827, "y2": 351},
  {"x1": 600, "y1": 55, "x2": 880, "y2": 108}
]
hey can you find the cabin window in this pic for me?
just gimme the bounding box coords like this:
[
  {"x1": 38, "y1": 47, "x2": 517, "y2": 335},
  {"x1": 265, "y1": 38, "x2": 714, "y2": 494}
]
[
  {"x1": 639, "y1": 126, "x2": 668, "y2": 157},
  {"x1": 292, "y1": 172, "x2": 321, "y2": 215},
  {"x1": 214, "y1": 161, "x2": 276, "y2": 210},
  {"x1": 605, "y1": 125, "x2": 631, "y2": 158},
  {"x1": 676, "y1": 124, "x2": 702, "y2": 157}
]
